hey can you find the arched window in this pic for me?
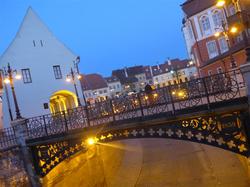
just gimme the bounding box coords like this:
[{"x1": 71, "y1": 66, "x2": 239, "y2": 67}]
[
  {"x1": 212, "y1": 10, "x2": 224, "y2": 27},
  {"x1": 200, "y1": 16, "x2": 211, "y2": 35}
]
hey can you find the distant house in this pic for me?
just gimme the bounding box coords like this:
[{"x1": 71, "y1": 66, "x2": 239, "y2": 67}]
[
  {"x1": 80, "y1": 74, "x2": 109, "y2": 103},
  {"x1": 112, "y1": 66, "x2": 149, "y2": 93},
  {"x1": 0, "y1": 8, "x2": 83, "y2": 127},
  {"x1": 105, "y1": 76, "x2": 122, "y2": 98},
  {"x1": 152, "y1": 59, "x2": 197, "y2": 88}
]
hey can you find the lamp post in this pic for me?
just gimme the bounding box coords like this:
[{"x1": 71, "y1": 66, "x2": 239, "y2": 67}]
[
  {"x1": 215, "y1": 0, "x2": 238, "y2": 69},
  {"x1": 73, "y1": 56, "x2": 87, "y2": 105},
  {"x1": 2, "y1": 63, "x2": 22, "y2": 119},
  {"x1": 66, "y1": 67, "x2": 82, "y2": 107}
]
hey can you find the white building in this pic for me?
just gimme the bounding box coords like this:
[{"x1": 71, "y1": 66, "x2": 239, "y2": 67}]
[
  {"x1": 151, "y1": 59, "x2": 198, "y2": 88},
  {"x1": 105, "y1": 76, "x2": 122, "y2": 98},
  {"x1": 0, "y1": 8, "x2": 83, "y2": 127},
  {"x1": 81, "y1": 74, "x2": 110, "y2": 103}
]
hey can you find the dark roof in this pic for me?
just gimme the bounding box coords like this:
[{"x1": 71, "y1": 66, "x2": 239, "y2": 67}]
[
  {"x1": 151, "y1": 59, "x2": 190, "y2": 76},
  {"x1": 112, "y1": 66, "x2": 145, "y2": 84},
  {"x1": 80, "y1": 73, "x2": 108, "y2": 91},
  {"x1": 104, "y1": 76, "x2": 120, "y2": 83},
  {"x1": 181, "y1": 0, "x2": 216, "y2": 18},
  {"x1": 127, "y1": 66, "x2": 144, "y2": 76}
]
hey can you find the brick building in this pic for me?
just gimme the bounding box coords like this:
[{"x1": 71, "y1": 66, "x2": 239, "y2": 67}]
[{"x1": 181, "y1": 0, "x2": 250, "y2": 77}]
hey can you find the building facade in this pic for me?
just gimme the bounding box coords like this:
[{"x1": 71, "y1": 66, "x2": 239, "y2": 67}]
[
  {"x1": 81, "y1": 74, "x2": 110, "y2": 103},
  {"x1": 152, "y1": 59, "x2": 197, "y2": 88},
  {"x1": 105, "y1": 76, "x2": 122, "y2": 98},
  {"x1": 182, "y1": 0, "x2": 250, "y2": 77},
  {"x1": 0, "y1": 8, "x2": 83, "y2": 127}
]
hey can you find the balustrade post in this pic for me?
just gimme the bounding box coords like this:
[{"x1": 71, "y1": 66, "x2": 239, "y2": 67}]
[
  {"x1": 137, "y1": 93, "x2": 144, "y2": 117},
  {"x1": 168, "y1": 86, "x2": 175, "y2": 115},
  {"x1": 62, "y1": 111, "x2": 69, "y2": 132},
  {"x1": 109, "y1": 99, "x2": 116, "y2": 122},
  {"x1": 84, "y1": 105, "x2": 90, "y2": 127},
  {"x1": 11, "y1": 119, "x2": 41, "y2": 187},
  {"x1": 42, "y1": 115, "x2": 48, "y2": 136},
  {"x1": 201, "y1": 77, "x2": 211, "y2": 110}
]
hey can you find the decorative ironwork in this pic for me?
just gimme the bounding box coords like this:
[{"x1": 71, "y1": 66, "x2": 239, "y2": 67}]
[
  {"x1": 1, "y1": 69, "x2": 250, "y2": 176},
  {"x1": 0, "y1": 127, "x2": 18, "y2": 150},
  {"x1": 96, "y1": 111, "x2": 249, "y2": 156},
  {"x1": 21, "y1": 69, "x2": 245, "y2": 141},
  {"x1": 31, "y1": 139, "x2": 87, "y2": 176}
]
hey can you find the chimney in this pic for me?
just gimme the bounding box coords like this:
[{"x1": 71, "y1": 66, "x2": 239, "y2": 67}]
[
  {"x1": 124, "y1": 67, "x2": 128, "y2": 78},
  {"x1": 149, "y1": 66, "x2": 153, "y2": 77}
]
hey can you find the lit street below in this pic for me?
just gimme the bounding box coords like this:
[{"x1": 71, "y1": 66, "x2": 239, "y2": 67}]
[{"x1": 43, "y1": 139, "x2": 250, "y2": 187}]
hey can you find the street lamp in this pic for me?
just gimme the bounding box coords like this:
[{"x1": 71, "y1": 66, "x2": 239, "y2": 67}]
[
  {"x1": 66, "y1": 67, "x2": 82, "y2": 107},
  {"x1": 73, "y1": 56, "x2": 87, "y2": 105},
  {"x1": 1, "y1": 63, "x2": 22, "y2": 119},
  {"x1": 215, "y1": 0, "x2": 238, "y2": 69}
]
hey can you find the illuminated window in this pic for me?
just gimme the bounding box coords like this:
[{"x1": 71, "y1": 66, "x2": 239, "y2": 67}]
[{"x1": 21, "y1": 68, "x2": 32, "y2": 83}]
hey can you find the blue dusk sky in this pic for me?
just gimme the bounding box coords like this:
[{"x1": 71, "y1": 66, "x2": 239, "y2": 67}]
[{"x1": 0, "y1": 0, "x2": 187, "y2": 76}]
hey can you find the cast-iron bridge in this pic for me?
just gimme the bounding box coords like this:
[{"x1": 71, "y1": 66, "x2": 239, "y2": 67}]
[{"x1": 1, "y1": 69, "x2": 250, "y2": 177}]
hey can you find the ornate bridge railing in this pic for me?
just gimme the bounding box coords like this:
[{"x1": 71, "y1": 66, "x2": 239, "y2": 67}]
[{"x1": 0, "y1": 69, "x2": 247, "y2": 151}]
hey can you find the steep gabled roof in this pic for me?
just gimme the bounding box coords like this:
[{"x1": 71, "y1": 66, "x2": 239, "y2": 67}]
[{"x1": 0, "y1": 7, "x2": 76, "y2": 64}]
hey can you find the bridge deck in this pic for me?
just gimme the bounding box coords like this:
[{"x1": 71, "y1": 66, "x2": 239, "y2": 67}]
[{"x1": 0, "y1": 69, "x2": 248, "y2": 152}]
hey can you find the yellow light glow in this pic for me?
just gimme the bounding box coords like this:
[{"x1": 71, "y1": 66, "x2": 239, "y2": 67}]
[
  {"x1": 214, "y1": 32, "x2": 221, "y2": 37},
  {"x1": 216, "y1": 0, "x2": 225, "y2": 7},
  {"x1": 4, "y1": 78, "x2": 10, "y2": 84},
  {"x1": 77, "y1": 75, "x2": 81, "y2": 79},
  {"x1": 87, "y1": 138, "x2": 96, "y2": 145},
  {"x1": 153, "y1": 93, "x2": 158, "y2": 98},
  {"x1": 15, "y1": 74, "x2": 22, "y2": 80},
  {"x1": 66, "y1": 77, "x2": 71, "y2": 82},
  {"x1": 189, "y1": 61, "x2": 194, "y2": 65},
  {"x1": 172, "y1": 91, "x2": 176, "y2": 95},
  {"x1": 178, "y1": 91, "x2": 184, "y2": 97},
  {"x1": 230, "y1": 26, "x2": 238, "y2": 34},
  {"x1": 145, "y1": 96, "x2": 148, "y2": 100}
]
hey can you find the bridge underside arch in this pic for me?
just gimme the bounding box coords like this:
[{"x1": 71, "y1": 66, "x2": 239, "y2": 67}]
[{"x1": 29, "y1": 111, "x2": 249, "y2": 177}]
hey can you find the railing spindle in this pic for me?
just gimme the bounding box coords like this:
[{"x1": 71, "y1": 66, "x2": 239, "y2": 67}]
[{"x1": 137, "y1": 93, "x2": 144, "y2": 117}]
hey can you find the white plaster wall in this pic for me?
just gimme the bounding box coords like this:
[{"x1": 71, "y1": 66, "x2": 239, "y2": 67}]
[
  {"x1": 108, "y1": 81, "x2": 122, "y2": 97},
  {"x1": 0, "y1": 8, "x2": 83, "y2": 127}
]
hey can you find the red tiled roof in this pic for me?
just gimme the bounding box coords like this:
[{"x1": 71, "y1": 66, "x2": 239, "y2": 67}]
[
  {"x1": 181, "y1": 0, "x2": 217, "y2": 18},
  {"x1": 80, "y1": 73, "x2": 108, "y2": 91}
]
